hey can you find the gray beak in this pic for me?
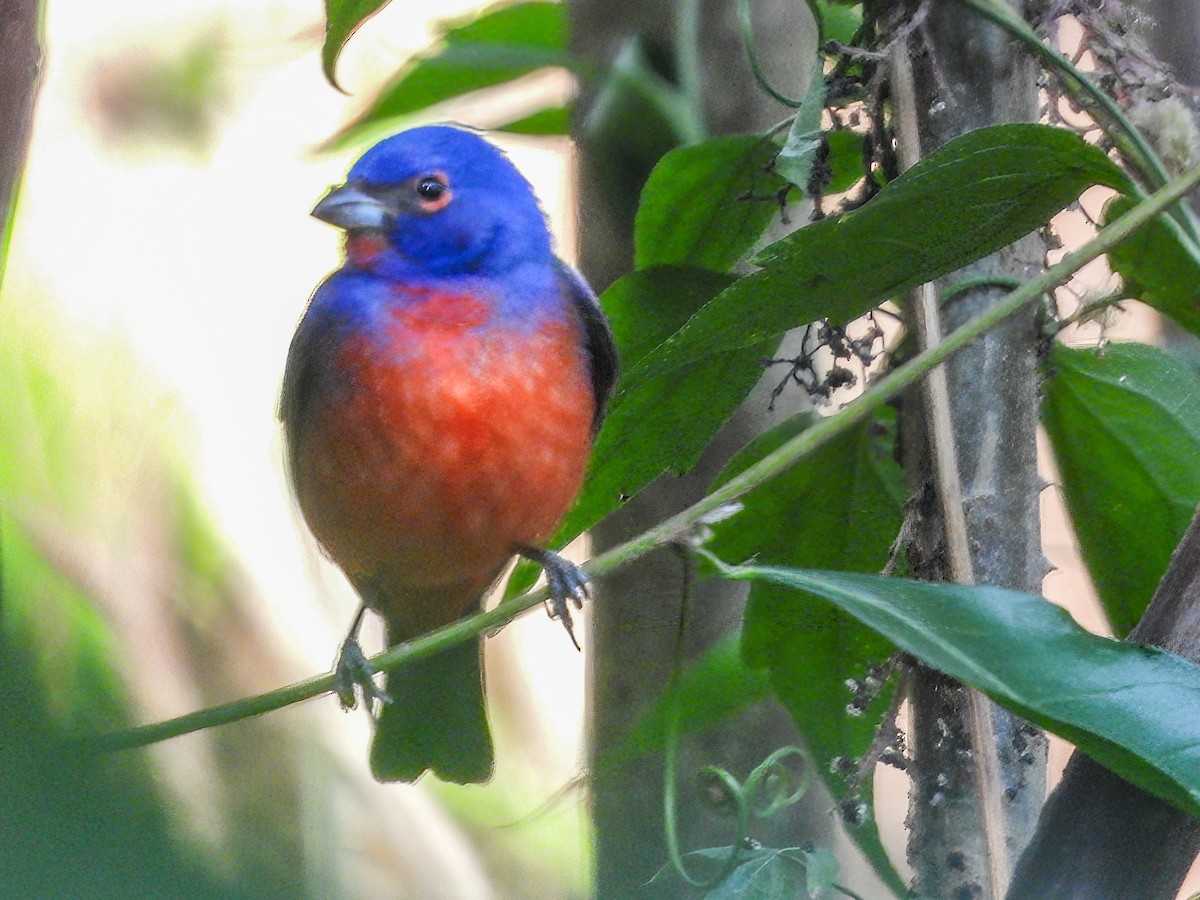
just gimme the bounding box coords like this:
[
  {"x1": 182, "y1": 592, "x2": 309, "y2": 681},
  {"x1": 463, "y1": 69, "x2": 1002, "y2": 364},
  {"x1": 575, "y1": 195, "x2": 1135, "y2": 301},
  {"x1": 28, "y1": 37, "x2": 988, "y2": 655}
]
[{"x1": 311, "y1": 184, "x2": 392, "y2": 231}]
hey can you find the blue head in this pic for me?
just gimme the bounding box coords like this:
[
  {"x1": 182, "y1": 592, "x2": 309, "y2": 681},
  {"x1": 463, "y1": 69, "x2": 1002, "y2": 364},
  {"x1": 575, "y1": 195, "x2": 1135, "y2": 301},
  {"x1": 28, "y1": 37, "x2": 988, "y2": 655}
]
[{"x1": 313, "y1": 126, "x2": 554, "y2": 278}]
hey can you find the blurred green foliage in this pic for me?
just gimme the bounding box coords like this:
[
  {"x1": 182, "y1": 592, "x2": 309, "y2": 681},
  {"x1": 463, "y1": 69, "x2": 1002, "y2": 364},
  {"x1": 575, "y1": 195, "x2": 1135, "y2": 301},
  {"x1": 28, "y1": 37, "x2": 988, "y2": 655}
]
[{"x1": 0, "y1": 299, "x2": 241, "y2": 896}]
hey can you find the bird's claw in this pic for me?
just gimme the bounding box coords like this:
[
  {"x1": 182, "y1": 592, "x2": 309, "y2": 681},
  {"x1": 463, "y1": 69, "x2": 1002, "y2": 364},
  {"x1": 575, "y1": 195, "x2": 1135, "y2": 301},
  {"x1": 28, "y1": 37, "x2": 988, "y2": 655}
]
[
  {"x1": 520, "y1": 547, "x2": 590, "y2": 651},
  {"x1": 334, "y1": 636, "x2": 390, "y2": 715}
]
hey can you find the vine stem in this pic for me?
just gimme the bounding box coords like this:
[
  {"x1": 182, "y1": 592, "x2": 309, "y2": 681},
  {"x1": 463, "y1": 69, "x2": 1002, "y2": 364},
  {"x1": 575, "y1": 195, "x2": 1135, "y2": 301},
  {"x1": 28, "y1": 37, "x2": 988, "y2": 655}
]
[
  {"x1": 674, "y1": 0, "x2": 707, "y2": 143},
  {"x1": 737, "y1": 0, "x2": 821, "y2": 108},
  {"x1": 86, "y1": 160, "x2": 1200, "y2": 756},
  {"x1": 661, "y1": 545, "x2": 743, "y2": 888}
]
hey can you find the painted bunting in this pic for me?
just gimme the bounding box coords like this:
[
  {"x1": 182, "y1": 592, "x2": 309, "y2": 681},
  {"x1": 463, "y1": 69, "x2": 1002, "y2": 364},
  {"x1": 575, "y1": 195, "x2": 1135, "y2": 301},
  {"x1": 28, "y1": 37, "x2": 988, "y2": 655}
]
[{"x1": 281, "y1": 125, "x2": 617, "y2": 783}]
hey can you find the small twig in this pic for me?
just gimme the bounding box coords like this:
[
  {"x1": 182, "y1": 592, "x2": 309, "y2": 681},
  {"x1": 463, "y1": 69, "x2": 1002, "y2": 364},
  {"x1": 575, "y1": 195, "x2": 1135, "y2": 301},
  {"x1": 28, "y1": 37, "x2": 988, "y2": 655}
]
[
  {"x1": 1048, "y1": 292, "x2": 1126, "y2": 335},
  {"x1": 864, "y1": 2, "x2": 932, "y2": 106},
  {"x1": 940, "y1": 275, "x2": 1026, "y2": 304},
  {"x1": 673, "y1": 0, "x2": 707, "y2": 143},
  {"x1": 496, "y1": 773, "x2": 587, "y2": 830}
]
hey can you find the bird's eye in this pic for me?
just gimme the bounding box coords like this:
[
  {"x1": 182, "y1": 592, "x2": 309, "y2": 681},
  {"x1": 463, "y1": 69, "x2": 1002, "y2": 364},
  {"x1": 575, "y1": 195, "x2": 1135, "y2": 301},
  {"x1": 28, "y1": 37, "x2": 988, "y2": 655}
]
[
  {"x1": 414, "y1": 173, "x2": 451, "y2": 211},
  {"x1": 416, "y1": 177, "x2": 445, "y2": 199}
]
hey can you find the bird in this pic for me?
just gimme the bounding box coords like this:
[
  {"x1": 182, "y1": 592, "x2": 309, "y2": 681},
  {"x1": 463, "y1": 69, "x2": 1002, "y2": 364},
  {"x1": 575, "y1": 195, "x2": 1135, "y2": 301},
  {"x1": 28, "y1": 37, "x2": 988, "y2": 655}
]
[{"x1": 280, "y1": 125, "x2": 617, "y2": 784}]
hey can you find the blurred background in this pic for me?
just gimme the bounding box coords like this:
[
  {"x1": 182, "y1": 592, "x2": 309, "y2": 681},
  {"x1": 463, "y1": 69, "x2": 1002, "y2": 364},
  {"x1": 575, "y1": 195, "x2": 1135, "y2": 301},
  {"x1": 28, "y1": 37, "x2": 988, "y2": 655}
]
[{"x1": 1, "y1": 0, "x2": 594, "y2": 896}]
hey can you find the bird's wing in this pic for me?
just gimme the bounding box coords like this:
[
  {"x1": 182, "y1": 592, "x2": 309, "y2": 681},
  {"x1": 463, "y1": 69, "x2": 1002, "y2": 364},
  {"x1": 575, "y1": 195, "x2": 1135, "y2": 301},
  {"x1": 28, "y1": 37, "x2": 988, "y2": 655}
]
[
  {"x1": 279, "y1": 275, "x2": 346, "y2": 430},
  {"x1": 555, "y1": 260, "x2": 618, "y2": 432},
  {"x1": 278, "y1": 304, "x2": 320, "y2": 428}
]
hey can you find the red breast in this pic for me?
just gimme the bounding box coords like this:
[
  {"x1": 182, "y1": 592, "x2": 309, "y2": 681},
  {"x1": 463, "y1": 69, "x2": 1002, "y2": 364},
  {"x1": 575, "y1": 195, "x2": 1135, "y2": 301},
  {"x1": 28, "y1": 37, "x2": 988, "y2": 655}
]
[{"x1": 291, "y1": 289, "x2": 594, "y2": 628}]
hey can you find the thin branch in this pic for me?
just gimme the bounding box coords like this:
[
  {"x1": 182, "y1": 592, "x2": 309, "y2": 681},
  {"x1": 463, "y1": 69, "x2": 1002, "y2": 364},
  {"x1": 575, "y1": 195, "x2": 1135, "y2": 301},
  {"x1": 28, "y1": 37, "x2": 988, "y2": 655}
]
[
  {"x1": 737, "y1": 0, "x2": 814, "y2": 107},
  {"x1": 85, "y1": 160, "x2": 1200, "y2": 756}
]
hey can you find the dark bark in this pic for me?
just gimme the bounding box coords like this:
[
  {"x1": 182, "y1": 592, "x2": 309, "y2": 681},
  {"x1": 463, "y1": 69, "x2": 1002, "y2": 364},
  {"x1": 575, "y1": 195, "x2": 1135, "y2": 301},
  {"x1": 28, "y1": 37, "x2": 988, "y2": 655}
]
[
  {"x1": 894, "y1": 2, "x2": 1048, "y2": 895},
  {"x1": 0, "y1": 0, "x2": 42, "y2": 260},
  {"x1": 1008, "y1": 506, "x2": 1200, "y2": 898},
  {"x1": 1136, "y1": 0, "x2": 1200, "y2": 87},
  {"x1": 0, "y1": 0, "x2": 44, "y2": 626}
]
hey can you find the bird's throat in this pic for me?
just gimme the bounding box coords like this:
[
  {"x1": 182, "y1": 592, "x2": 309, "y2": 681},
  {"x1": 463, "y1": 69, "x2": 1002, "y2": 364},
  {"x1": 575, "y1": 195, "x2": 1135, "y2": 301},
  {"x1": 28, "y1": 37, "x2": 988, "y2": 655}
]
[{"x1": 346, "y1": 233, "x2": 389, "y2": 269}]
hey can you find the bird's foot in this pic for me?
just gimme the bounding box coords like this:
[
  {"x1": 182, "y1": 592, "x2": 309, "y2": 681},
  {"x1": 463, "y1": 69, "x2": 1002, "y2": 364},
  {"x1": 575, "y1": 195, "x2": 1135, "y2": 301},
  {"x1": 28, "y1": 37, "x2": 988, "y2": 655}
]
[
  {"x1": 334, "y1": 632, "x2": 390, "y2": 715},
  {"x1": 519, "y1": 546, "x2": 590, "y2": 650}
]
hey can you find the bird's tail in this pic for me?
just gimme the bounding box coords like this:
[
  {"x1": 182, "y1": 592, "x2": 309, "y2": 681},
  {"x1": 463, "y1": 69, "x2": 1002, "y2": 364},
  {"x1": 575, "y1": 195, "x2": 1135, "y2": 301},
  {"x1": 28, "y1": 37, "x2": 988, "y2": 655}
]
[{"x1": 370, "y1": 624, "x2": 494, "y2": 784}]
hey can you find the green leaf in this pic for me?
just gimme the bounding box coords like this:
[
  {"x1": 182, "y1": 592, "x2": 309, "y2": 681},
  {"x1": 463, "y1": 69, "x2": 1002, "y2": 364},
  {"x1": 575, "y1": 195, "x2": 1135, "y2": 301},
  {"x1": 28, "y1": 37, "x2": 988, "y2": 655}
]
[
  {"x1": 1042, "y1": 342, "x2": 1200, "y2": 636},
  {"x1": 773, "y1": 57, "x2": 827, "y2": 189},
  {"x1": 630, "y1": 123, "x2": 1132, "y2": 383},
  {"x1": 603, "y1": 267, "x2": 738, "y2": 369},
  {"x1": 823, "y1": 129, "x2": 866, "y2": 195},
  {"x1": 322, "y1": 0, "x2": 390, "y2": 89},
  {"x1": 580, "y1": 340, "x2": 769, "y2": 526},
  {"x1": 681, "y1": 846, "x2": 842, "y2": 899},
  {"x1": 799, "y1": 847, "x2": 841, "y2": 898},
  {"x1": 325, "y1": 2, "x2": 568, "y2": 148},
  {"x1": 709, "y1": 562, "x2": 1200, "y2": 821},
  {"x1": 634, "y1": 136, "x2": 787, "y2": 273},
  {"x1": 817, "y1": 0, "x2": 861, "y2": 45},
  {"x1": 1106, "y1": 195, "x2": 1200, "y2": 337},
  {"x1": 706, "y1": 847, "x2": 809, "y2": 899},
  {"x1": 706, "y1": 411, "x2": 905, "y2": 894}
]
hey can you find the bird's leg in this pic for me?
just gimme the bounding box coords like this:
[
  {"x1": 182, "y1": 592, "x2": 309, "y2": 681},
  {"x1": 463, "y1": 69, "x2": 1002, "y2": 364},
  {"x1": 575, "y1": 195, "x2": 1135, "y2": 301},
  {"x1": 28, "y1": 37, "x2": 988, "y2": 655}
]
[
  {"x1": 518, "y1": 546, "x2": 590, "y2": 651},
  {"x1": 334, "y1": 604, "x2": 390, "y2": 715}
]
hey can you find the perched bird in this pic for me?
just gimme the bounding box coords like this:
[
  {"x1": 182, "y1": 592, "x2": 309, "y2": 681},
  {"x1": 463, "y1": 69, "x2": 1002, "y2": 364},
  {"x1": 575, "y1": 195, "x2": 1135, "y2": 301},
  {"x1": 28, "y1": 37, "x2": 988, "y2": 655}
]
[{"x1": 281, "y1": 125, "x2": 617, "y2": 783}]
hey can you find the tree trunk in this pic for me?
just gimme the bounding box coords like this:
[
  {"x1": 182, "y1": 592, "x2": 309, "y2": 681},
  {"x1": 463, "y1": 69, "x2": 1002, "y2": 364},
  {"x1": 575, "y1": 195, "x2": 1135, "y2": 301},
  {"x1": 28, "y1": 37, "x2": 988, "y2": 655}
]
[{"x1": 890, "y1": 2, "x2": 1048, "y2": 896}]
